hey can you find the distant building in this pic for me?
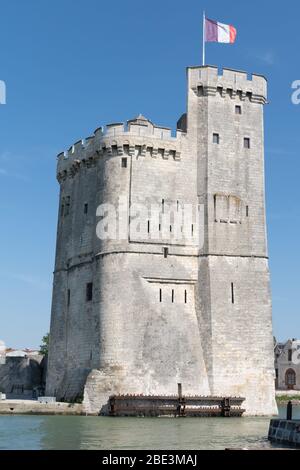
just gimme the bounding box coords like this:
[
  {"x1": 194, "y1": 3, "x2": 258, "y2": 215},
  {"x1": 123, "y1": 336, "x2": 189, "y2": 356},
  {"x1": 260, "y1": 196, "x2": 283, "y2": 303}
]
[
  {"x1": 275, "y1": 339, "x2": 300, "y2": 390},
  {"x1": 5, "y1": 348, "x2": 40, "y2": 358},
  {"x1": 0, "y1": 346, "x2": 46, "y2": 399}
]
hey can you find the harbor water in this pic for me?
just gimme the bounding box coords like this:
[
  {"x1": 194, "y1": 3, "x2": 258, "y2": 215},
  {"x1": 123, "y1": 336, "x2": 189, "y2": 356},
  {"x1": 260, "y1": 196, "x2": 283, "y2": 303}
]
[{"x1": 0, "y1": 406, "x2": 298, "y2": 450}]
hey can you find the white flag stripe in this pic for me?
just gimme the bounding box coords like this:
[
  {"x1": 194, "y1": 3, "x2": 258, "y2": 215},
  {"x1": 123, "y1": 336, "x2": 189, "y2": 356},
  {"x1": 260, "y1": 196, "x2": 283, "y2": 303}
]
[{"x1": 217, "y1": 22, "x2": 230, "y2": 43}]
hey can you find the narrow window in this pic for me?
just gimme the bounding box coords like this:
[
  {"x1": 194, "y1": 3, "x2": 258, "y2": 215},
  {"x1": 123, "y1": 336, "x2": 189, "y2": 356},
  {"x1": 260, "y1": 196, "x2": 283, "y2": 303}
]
[
  {"x1": 235, "y1": 105, "x2": 242, "y2": 115},
  {"x1": 231, "y1": 283, "x2": 235, "y2": 304},
  {"x1": 84, "y1": 203, "x2": 88, "y2": 214},
  {"x1": 213, "y1": 133, "x2": 220, "y2": 144},
  {"x1": 86, "y1": 282, "x2": 93, "y2": 302},
  {"x1": 170, "y1": 225, "x2": 172, "y2": 233},
  {"x1": 288, "y1": 349, "x2": 293, "y2": 362},
  {"x1": 191, "y1": 224, "x2": 194, "y2": 236},
  {"x1": 159, "y1": 288, "x2": 162, "y2": 303},
  {"x1": 65, "y1": 196, "x2": 70, "y2": 216},
  {"x1": 67, "y1": 289, "x2": 70, "y2": 307},
  {"x1": 159, "y1": 223, "x2": 161, "y2": 232},
  {"x1": 162, "y1": 199, "x2": 165, "y2": 214},
  {"x1": 172, "y1": 289, "x2": 174, "y2": 303},
  {"x1": 244, "y1": 137, "x2": 250, "y2": 149},
  {"x1": 184, "y1": 290, "x2": 187, "y2": 304},
  {"x1": 61, "y1": 204, "x2": 65, "y2": 217},
  {"x1": 147, "y1": 220, "x2": 150, "y2": 233},
  {"x1": 246, "y1": 205, "x2": 249, "y2": 217},
  {"x1": 121, "y1": 157, "x2": 127, "y2": 168},
  {"x1": 177, "y1": 200, "x2": 179, "y2": 211},
  {"x1": 163, "y1": 247, "x2": 168, "y2": 258}
]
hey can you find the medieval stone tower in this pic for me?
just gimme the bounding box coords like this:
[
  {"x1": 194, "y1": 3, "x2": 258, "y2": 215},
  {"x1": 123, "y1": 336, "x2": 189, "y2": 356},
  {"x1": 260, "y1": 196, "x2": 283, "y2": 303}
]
[{"x1": 46, "y1": 65, "x2": 277, "y2": 415}]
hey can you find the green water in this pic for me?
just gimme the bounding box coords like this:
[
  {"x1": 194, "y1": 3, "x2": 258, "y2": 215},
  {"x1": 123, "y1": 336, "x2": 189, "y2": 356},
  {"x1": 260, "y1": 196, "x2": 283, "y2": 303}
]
[{"x1": 0, "y1": 407, "x2": 297, "y2": 450}]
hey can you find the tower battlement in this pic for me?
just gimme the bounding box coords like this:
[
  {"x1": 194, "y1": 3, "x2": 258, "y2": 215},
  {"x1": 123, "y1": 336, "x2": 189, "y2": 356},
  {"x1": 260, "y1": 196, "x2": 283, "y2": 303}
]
[
  {"x1": 57, "y1": 114, "x2": 185, "y2": 181},
  {"x1": 188, "y1": 66, "x2": 267, "y2": 103}
]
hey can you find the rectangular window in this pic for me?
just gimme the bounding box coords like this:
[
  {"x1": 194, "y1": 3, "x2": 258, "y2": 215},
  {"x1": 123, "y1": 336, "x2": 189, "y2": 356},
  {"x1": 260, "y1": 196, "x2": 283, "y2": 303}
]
[
  {"x1": 121, "y1": 157, "x2": 127, "y2": 168},
  {"x1": 235, "y1": 105, "x2": 242, "y2": 115},
  {"x1": 213, "y1": 133, "x2": 220, "y2": 144},
  {"x1": 163, "y1": 247, "x2": 168, "y2": 258},
  {"x1": 112, "y1": 145, "x2": 118, "y2": 155},
  {"x1": 147, "y1": 220, "x2": 150, "y2": 233},
  {"x1": 246, "y1": 205, "x2": 249, "y2": 217},
  {"x1": 244, "y1": 137, "x2": 250, "y2": 149},
  {"x1": 191, "y1": 224, "x2": 194, "y2": 236},
  {"x1": 172, "y1": 289, "x2": 174, "y2": 303},
  {"x1": 162, "y1": 199, "x2": 165, "y2": 214},
  {"x1": 84, "y1": 203, "x2": 88, "y2": 214},
  {"x1": 184, "y1": 290, "x2": 187, "y2": 304},
  {"x1": 159, "y1": 288, "x2": 162, "y2": 303},
  {"x1": 288, "y1": 349, "x2": 293, "y2": 362},
  {"x1": 67, "y1": 289, "x2": 70, "y2": 307},
  {"x1": 65, "y1": 196, "x2": 70, "y2": 216},
  {"x1": 231, "y1": 283, "x2": 235, "y2": 304},
  {"x1": 86, "y1": 282, "x2": 93, "y2": 302}
]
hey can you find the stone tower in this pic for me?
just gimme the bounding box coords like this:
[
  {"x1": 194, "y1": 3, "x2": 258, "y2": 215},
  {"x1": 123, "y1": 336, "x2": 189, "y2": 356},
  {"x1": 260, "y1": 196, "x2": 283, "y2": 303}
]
[{"x1": 46, "y1": 65, "x2": 277, "y2": 415}]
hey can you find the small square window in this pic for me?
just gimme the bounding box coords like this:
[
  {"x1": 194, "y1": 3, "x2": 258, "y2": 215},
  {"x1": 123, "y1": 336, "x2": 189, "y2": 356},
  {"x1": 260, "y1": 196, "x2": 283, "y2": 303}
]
[
  {"x1": 235, "y1": 105, "x2": 242, "y2": 115},
  {"x1": 244, "y1": 137, "x2": 250, "y2": 149},
  {"x1": 86, "y1": 282, "x2": 93, "y2": 302},
  {"x1": 121, "y1": 157, "x2": 127, "y2": 168},
  {"x1": 213, "y1": 133, "x2": 220, "y2": 144}
]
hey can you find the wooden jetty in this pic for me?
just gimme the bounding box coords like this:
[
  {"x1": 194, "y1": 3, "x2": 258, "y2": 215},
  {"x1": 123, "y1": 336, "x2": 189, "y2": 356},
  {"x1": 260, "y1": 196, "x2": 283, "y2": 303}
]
[{"x1": 108, "y1": 393, "x2": 245, "y2": 418}]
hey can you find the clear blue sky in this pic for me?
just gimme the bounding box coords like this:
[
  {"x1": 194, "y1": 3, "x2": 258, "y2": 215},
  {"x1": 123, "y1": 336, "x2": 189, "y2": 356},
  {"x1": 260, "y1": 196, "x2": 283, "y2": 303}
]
[{"x1": 0, "y1": 0, "x2": 298, "y2": 348}]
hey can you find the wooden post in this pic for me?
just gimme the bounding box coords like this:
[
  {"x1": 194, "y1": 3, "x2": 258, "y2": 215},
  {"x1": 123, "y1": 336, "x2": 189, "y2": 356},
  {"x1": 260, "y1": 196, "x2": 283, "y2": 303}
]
[{"x1": 287, "y1": 400, "x2": 293, "y2": 420}]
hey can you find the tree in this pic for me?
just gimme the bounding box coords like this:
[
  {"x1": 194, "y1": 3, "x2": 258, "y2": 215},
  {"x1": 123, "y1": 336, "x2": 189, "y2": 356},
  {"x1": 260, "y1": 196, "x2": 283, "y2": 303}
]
[{"x1": 39, "y1": 333, "x2": 49, "y2": 356}]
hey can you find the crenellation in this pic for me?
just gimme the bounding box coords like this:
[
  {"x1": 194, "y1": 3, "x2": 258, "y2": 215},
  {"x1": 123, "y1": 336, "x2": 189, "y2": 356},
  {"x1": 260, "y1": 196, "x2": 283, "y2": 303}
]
[
  {"x1": 189, "y1": 66, "x2": 267, "y2": 104},
  {"x1": 56, "y1": 118, "x2": 184, "y2": 180}
]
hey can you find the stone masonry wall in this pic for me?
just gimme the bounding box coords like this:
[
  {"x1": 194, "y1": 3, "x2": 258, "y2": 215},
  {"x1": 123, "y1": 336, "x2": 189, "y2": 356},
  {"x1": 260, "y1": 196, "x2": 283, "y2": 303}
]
[{"x1": 46, "y1": 66, "x2": 277, "y2": 416}]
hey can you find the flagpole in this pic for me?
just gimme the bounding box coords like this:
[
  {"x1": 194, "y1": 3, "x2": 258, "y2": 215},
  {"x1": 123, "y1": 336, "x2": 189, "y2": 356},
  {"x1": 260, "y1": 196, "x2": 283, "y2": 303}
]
[{"x1": 202, "y1": 11, "x2": 206, "y2": 66}]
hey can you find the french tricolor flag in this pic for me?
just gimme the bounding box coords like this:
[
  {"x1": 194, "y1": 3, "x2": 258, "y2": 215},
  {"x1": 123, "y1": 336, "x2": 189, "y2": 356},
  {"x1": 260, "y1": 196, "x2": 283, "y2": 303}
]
[{"x1": 205, "y1": 17, "x2": 237, "y2": 44}]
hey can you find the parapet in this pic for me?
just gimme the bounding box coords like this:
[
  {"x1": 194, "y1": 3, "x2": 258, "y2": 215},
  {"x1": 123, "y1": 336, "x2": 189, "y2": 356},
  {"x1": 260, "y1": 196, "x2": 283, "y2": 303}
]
[
  {"x1": 56, "y1": 114, "x2": 185, "y2": 182},
  {"x1": 187, "y1": 65, "x2": 267, "y2": 104}
]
